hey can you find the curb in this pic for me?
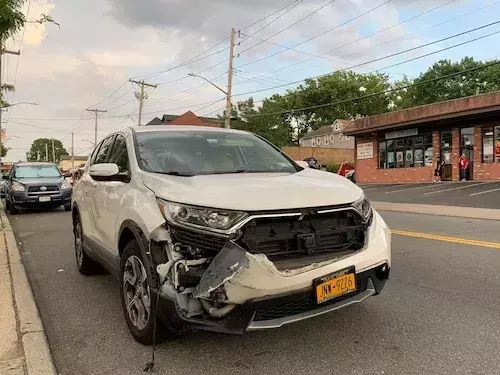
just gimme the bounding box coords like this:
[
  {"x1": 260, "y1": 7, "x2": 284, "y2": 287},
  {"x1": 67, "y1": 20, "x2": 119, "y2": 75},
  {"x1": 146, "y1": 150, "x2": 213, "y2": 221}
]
[
  {"x1": 0, "y1": 203, "x2": 57, "y2": 375},
  {"x1": 372, "y1": 201, "x2": 500, "y2": 221}
]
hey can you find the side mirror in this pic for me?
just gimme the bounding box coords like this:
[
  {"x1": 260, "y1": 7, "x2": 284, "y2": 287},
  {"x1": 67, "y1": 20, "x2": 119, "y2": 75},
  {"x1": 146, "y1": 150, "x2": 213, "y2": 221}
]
[
  {"x1": 296, "y1": 160, "x2": 310, "y2": 169},
  {"x1": 89, "y1": 163, "x2": 120, "y2": 181}
]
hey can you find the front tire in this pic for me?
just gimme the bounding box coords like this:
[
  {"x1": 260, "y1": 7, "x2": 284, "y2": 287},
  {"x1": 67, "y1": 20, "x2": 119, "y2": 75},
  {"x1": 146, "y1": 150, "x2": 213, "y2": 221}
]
[
  {"x1": 120, "y1": 241, "x2": 169, "y2": 345},
  {"x1": 64, "y1": 203, "x2": 72, "y2": 212},
  {"x1": 8, "y1": 200, "x2": 19, "y2": 215},
  {"x1": 74, "y1": 214, "x2": 101, "y2": 275}
]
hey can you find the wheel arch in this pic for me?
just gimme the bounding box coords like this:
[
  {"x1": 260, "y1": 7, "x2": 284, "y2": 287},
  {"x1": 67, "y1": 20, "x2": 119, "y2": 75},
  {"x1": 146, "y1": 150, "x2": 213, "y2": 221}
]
[{"x1": 118, "y1": 220, "x2": 149, "y2": 259}]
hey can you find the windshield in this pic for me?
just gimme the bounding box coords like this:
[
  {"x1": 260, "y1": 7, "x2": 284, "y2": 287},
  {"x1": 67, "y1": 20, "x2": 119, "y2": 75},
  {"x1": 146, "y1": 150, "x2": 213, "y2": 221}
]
[
  {"x1": 135, "y1": 131, "x2": 298, "y2": 176},
  {"x1": 15, "y1": 165, "x2": 62, "y2": 179}
]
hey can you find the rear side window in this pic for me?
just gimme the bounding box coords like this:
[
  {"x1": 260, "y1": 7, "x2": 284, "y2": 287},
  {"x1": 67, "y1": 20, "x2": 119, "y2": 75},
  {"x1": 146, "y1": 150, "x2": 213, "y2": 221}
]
[
  {"x1": 108, "y1": 135, "x2": 129, "y2": 174},
  {"x1": 93, "y1": 136, "x2": 115, "y2": 164}
]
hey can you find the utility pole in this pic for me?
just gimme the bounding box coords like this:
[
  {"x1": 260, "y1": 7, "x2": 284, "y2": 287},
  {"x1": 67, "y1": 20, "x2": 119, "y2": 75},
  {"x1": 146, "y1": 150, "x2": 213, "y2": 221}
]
[
  {"x1": 71, "y1": 132, "x2": 74, "y2": 169},
  {"x1": 0, "y1": 42, "x2": 20, "y2": 168},
  {"x1": 45, "y1": 143, "x2": 48, "y2": 162},
  {"x1": 225, "y1": 28, "x2": 236, "y2": 129},
  {"x1": 86, "y1": 108, "x2": 107, "y2": 145},
  {"x1": 129, "y1": 79, "x2": 157, "y2": 126},
  {"x1": 51, "y1": 138, "x2": 56, "y2": 163}
]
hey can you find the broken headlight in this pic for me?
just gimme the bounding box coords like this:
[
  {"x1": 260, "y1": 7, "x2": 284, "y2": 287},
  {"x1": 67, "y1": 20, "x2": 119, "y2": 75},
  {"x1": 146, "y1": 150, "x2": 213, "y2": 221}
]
[
  {"x1": 352, "y1": 195, "x2": 373, "y2": 223},
  {"x1": 157, "y1": 199, "x2": 248, "y2": 231}
]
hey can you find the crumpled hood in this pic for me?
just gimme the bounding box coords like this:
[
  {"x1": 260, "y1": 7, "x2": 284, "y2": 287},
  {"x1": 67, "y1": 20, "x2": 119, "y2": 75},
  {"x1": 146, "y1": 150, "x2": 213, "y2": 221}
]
[{"x1": 142, "y1": 169, "x2": 363, "y2": 211}]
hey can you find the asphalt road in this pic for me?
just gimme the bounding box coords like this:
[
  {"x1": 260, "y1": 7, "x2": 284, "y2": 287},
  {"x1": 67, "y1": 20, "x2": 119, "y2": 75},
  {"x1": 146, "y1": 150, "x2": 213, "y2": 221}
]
[
  {"x1": 361, "y1": 181, "x2": 500, "y2": 209},
  {"x1": 9, "y1": 208, "x2": 500, "y2": 375}
]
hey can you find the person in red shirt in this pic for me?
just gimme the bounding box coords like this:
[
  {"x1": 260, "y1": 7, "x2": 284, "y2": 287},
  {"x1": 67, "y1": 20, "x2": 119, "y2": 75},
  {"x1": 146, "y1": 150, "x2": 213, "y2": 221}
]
[{"x1": 459, "y1": 154, "x2": 470, "y2": 181}]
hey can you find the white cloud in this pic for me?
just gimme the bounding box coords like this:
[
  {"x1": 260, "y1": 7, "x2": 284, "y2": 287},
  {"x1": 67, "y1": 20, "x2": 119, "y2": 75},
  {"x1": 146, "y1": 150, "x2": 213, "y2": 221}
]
[{"x1": 0, "y1": 0, "x2": 479, "y2": 161}]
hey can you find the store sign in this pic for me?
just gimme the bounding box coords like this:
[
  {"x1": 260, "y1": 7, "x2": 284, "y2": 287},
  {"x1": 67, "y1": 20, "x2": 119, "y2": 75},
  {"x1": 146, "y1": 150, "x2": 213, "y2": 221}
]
[
  {"x1": 357, "y1": 142, "x2": 374, "y2": 160},
  {"x1": 385, "y1": 128, "x2": 418, "y2": 140}
]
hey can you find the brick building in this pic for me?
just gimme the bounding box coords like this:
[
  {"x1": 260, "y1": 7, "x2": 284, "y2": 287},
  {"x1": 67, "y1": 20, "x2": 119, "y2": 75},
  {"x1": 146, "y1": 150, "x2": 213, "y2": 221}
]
[{"x1": 344, "y1": 91, "x2": 500, "y2": 183}]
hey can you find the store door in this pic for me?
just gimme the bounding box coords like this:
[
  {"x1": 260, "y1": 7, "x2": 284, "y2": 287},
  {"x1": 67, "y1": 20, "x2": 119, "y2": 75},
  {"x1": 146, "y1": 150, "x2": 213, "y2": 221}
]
[
  {"x1": 440, "y1": 131, "x2": 453, "y2": 181},
  {"x1": 461, "y1": 127, "x2": 474, "y2": 180}
]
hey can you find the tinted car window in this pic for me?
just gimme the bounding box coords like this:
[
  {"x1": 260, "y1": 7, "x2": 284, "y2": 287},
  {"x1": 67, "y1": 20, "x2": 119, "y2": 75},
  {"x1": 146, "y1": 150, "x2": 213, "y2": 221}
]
[
  {"x1": 108, "y1": 135, "x2": 129, "y2": 173},
  {"x1": 135, "y1": 131, "x2": 297, "y2": 176},
  {"x1": 93, "y1": 136, "x2": 115, "y2": 164}
]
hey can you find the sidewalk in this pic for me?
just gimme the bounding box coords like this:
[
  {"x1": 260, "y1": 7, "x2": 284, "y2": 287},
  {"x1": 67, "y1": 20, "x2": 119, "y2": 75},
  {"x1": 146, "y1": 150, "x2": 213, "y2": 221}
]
[
  {"x1": 0, "y1": 204, "x2": 57, "y2": 375},
  {"x1": 372, "y1": 201, "x2": 500, "y2": 221}
]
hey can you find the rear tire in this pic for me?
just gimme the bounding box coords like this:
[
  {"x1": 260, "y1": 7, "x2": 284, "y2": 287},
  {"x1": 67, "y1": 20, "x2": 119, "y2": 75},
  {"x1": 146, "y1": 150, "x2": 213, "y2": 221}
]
[{"x1": 74, "y1": 214, "x2": 102, "y2": 275}]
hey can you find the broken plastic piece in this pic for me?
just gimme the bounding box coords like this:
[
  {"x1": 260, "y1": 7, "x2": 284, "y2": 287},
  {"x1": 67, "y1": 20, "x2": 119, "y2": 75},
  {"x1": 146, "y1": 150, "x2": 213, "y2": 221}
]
[{"x1": 192, "y1": 241, "x2": 249, "y2": 299}]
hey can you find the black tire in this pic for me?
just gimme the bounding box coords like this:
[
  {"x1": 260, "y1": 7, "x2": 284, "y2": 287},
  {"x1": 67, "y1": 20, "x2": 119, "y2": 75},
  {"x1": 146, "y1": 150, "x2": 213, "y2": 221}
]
[
  {"x1": 73, "y1": 214, "x2": 102, "y2": 275},
  {"x1": 119, "y1": 240, "x2": 171, "y2": 345},
  {"x1": 8, "y1": 201, "x2": 19, "y2": 215},
  {"x1": 64, "y1": 204, "x2": 72, "y2": 212}
]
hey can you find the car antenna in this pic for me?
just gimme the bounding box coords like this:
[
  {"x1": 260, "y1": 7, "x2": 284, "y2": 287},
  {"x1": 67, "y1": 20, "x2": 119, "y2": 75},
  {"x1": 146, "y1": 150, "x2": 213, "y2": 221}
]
[{"x1": 144, "y1": 242, "x2": 160, "y2": 372}]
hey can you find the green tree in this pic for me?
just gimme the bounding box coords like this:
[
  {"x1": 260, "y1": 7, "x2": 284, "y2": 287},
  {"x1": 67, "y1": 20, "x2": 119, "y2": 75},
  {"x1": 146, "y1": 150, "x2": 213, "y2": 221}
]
[
  {"x1": 0, "y1": 0, "x2": 26, "y2": 39},
  {"x1": 0, "y1": 142, "x2": 8, "y2": 157},
  {"x1": 403, "y1": 57, "x2": 500, "y2": 107},
  {"x1": 27, "y1": 138, "x2": 68, "y2": 163}
]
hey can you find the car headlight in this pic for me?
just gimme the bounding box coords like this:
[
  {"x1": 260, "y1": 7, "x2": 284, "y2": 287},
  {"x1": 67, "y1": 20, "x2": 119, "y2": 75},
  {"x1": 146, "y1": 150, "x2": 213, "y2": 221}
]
[
  {"x1": 353, "y1": 195, "x2": 373, "y2": 222},
  {"x1": 12, "y1": 183, "x2": 25, "y2": 192},
  {"x1": 61, "y1": 181, "x2": 72, "y2": 190},
  {"x1": 157, "y1": 199, "x2": 247, "y2": 231}
]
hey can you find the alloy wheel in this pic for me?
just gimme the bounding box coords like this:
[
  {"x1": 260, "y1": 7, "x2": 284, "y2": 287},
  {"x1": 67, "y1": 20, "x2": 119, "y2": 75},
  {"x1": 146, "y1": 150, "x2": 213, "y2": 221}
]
[
  {"x1": 123, "y1": 255, "x2": 151, "y2": 330},
  {"x1": 75, "y1": 222, "x2": 84, "y2": 267}
]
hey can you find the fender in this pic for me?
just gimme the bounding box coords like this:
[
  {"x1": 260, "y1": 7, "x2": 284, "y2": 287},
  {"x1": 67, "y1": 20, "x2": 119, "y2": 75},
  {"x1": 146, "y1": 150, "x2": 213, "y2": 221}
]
[{"x1": 118, "y1": 220, "x2": 159, "y2": 287}]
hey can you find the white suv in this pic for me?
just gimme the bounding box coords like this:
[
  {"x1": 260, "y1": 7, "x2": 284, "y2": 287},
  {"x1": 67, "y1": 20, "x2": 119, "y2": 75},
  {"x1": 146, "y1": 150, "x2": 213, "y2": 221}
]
[{"x1": 72, "y1": 126, "x2": 391, "y2": 344}]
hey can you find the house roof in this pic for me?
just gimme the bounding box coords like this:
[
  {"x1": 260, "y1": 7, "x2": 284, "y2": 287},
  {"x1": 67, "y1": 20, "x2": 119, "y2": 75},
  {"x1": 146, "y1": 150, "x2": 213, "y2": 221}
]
[
  {"x1": 301, "y1": 119, "x2": 351, "y2": 140},
  {"x1": 344, "y1": 90, "x2": 500, "y2": 136},
  {"x1": 146, "y1": 117, "x2": 163, "y2": 125},
  {"x1": 146, "y1": 111, "x2": 224, "y2": 126}
]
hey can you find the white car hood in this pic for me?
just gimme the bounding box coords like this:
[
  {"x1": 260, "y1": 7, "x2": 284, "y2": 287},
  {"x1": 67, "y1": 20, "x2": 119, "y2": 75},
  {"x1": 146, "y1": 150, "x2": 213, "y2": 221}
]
[{"x1": 142, "y1": 169, "x2": 363, "y2": 211}]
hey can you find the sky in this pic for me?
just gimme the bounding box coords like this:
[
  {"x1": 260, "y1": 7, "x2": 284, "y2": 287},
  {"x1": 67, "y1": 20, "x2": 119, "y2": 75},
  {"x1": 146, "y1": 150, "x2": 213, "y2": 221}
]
[{"x1": 2, "y1": 0, "x2": 500, "y2": 162}]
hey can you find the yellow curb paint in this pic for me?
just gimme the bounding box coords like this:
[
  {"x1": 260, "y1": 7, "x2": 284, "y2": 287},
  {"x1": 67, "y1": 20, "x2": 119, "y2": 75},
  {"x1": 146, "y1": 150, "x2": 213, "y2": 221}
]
[{"x1": 390, "y1": 229, "x2": 500, "y2": 249}]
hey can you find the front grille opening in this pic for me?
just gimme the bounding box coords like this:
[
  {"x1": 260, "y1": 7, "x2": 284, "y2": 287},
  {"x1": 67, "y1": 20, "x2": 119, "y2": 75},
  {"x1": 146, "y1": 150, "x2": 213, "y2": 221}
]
[
  {"x1": 170, "y1": 226, "x2": 227, "y2": 256},
  {"x1": 253, "y1": 274, "x2": 369, "y2": 321},
  {"x1": 27, "y1": 185, "x2": 59, "y2": 194},
  {"x1": 238, "y1": 209, "x2": 366, "y2": 269}
]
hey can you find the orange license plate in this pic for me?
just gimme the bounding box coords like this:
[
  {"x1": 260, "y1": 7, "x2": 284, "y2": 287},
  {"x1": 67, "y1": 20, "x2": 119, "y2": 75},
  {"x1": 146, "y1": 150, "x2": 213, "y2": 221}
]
[{"x1": 314, "y1": 267, "x2": 357, "y2": 304}]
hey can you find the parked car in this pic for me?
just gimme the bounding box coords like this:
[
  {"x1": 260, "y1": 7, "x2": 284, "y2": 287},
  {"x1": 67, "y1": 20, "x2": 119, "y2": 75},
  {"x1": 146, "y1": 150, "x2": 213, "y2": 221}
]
[
  {"x1": 0, "y1": 176, "x2": 7, "y2": 198},
  {"x1": 3, "y1": 162, "x2": 72, "y2": 214},
  {"x1": 71, "y1": 126, "x2": 391, "y2": 344}
]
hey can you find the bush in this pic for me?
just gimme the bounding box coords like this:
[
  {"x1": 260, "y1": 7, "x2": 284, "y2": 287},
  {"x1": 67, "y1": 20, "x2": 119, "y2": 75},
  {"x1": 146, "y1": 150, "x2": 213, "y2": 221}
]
[{"x1": 326, "y1": 163, "x2": 341, "y2": 173}]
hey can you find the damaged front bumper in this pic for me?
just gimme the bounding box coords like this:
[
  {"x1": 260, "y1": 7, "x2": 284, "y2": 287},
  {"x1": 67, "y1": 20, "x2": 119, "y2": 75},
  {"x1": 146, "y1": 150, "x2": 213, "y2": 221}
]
[
  {"x1": 151, "y1": 209, "x2": 391, "y2": 334},
  {"x1": 155, "y1": 264, "x2": 388, "y2": 334}
]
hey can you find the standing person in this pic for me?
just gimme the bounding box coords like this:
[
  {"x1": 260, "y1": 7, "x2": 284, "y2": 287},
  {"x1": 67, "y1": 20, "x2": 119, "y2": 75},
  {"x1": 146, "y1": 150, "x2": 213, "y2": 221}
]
[
  {"x1": 459, "y1": 154, "x2": 470, "y2": 181},
  {"x1": 434, "y1": 159, "x2": 444, "y2": 183}
]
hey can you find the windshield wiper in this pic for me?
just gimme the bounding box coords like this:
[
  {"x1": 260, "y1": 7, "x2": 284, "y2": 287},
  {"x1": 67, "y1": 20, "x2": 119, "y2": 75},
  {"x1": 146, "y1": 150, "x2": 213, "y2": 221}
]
[{"x1": 152, "y1": 171, "x2": 194, "y2": 177}]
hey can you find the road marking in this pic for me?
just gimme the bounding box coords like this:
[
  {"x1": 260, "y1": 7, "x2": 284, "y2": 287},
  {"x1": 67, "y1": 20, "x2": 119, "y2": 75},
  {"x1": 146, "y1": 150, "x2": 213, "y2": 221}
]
[
  {"x1": 391, "y1": 229, "x2": 500, "y2": 249},
  {"x1": 362, "y1": 184, "x2": 400, "y2": 191},
  {"x1": 385, "y1": 184, "x2": 439, "y2": 194},
  {"x1": 423, "y1": 183, "x2": 493, "y2": 196},
  {"x1": 469, "y1": 187, "x2": 500, "y2": 196}
]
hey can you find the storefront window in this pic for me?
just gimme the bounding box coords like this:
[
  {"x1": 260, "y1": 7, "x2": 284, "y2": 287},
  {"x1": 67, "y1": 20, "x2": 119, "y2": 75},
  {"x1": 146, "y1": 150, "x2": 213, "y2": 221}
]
[
  {"x1": 482, "y1": 127, "x2": 498, "y2": 163},
  {"x1": 379, "y1": 134, "x2": 432, "y2": 169}
]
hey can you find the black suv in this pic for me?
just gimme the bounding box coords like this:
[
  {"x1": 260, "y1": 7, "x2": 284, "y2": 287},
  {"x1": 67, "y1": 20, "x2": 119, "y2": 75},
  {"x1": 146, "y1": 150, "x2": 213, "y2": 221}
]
[{"x1": 3, "y1": 162, "x2": 72, "y2": 214}]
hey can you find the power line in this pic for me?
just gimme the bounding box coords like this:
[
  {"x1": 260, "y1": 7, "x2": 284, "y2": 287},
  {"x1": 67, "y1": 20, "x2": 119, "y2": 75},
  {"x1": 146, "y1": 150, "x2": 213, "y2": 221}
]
[
  {"x1": 233, "y1": 20, "x2": 500, "y2": 97},
  {"x1": 243, "y1": 60, "x2": 500, "y2": 118},
  {"x1": 238, "y1": 0, "x2": 337, "y2": 56},
  {"x1": 247, "y1": 0, "x2": 460, "y2": 78},
  {"x1": 239, "y1": 0, "x2": 303, "y2": 31},
  {"x1": 237, "y1": 0, "x2": 392, "y2": 69},
  {"x1": 238, "y1": 0, "x2": 305, "y2": 45}
]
